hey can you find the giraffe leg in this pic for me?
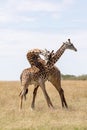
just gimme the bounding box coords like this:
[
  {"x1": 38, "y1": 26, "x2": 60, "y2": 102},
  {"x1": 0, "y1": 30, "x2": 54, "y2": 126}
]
[
  {"x1": 31, "y1": 85, "x2": 39, "y2": 109},
  {"x1": 39, "y1": 79, "x2": 54, "y2": 108},
  {"x1": 59, "y1": 88, "x2": 68, "y2": 108},
  {"x1": 49, "y1": 80, "x2": 68, "y2": 108},
  {"x1": 49, "y1": 74, "x2": 68, "y2": 108},
  {"x1": 19, "y1": 90, "x2": 24, "y2": 109},
  {"x1": 20, "y1": 94, "x2": 23, "y2": 109},
  {"x1": 24, "y1": 88, "x2": 28, "y2": 100},
  {"x1": 19, "y1": 87, "x2": 27, "y2": 109}
]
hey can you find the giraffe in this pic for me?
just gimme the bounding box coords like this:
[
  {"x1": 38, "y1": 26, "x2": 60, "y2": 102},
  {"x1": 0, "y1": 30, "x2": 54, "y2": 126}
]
[
  {"x1": 19, "y1": 39, "x2": 77, "y2": 109},
  {"x1": 19, "y1": 49, "x2": 53, "y2": 109},
  {"x1": 31, "y1": 39, "x2": 77, "y2": 109}
]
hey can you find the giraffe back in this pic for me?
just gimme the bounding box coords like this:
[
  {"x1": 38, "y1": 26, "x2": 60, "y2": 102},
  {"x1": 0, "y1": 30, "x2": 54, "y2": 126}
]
[{"x1": 27, "y1": 49, "x2": 41, "y2": 66}]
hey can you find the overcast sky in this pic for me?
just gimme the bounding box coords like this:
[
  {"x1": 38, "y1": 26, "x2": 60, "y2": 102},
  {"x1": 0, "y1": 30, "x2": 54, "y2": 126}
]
[{"x1": 0, "y1": 0, "x2": 87, "y2": 80}]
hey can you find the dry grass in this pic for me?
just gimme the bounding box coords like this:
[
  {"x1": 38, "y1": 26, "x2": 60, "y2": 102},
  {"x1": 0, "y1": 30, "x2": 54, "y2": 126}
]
[{"x1": 0, "y1": 80, "x2": 87, "y2": 130}]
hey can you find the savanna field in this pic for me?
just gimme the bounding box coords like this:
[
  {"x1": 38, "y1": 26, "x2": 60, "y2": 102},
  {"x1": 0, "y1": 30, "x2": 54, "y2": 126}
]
[{"x1": 0, "y1": 80, "x2": 87, "y2": 130}]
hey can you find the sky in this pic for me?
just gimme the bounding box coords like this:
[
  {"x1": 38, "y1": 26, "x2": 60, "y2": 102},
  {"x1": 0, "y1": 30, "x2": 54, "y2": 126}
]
[{"x1": 0, "y1": 0, "x2": 87, "y2": 80}]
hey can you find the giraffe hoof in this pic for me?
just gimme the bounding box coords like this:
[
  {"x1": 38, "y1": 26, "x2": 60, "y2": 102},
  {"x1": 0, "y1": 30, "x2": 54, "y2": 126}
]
[{"x1": 31, "y1": 107, "x2": 35, "y2": 111}]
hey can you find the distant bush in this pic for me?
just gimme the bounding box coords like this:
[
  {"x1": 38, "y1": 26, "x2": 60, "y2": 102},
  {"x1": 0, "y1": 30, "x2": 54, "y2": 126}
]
[
  {"x1": 77, "y1": 75, "x2": 87, "y2": 80},
  {"x1": 61, "y1": 74, "x2": 87, "y2": 80}
]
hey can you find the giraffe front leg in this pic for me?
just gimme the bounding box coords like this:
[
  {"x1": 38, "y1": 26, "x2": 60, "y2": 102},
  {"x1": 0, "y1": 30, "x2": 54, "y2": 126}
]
[
  {"x1": 59, "y1": 88, "x2": 68, "y2": 108},
  {"x1": 39, "y1": 79, "x2": 54, "y2": 109}
]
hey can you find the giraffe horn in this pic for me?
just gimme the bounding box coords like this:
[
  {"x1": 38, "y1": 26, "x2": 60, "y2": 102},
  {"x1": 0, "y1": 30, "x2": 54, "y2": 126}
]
[
  {"x1": 50, "y1": 50, "x2": 54, "y2": 54},
  {"x1": 68, "y1": 39, "x2": 71, "y2": 43}
]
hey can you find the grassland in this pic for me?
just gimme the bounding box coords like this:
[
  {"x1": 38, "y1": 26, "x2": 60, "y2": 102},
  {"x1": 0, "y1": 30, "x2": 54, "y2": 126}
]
[{"x1": 0, "y1": 80, "x2": 87, "y2": 130}]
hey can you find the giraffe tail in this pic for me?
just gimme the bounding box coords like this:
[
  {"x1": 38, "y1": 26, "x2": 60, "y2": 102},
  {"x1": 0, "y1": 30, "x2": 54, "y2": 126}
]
[{"x1": 19, "y1": 88, "x2": 28, "y2": 101}]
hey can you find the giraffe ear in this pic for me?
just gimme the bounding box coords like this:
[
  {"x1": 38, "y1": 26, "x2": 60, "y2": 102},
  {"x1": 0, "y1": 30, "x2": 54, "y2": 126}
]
[{"x1": 48, "y1": 50, "x2": 54, "y2": 59}]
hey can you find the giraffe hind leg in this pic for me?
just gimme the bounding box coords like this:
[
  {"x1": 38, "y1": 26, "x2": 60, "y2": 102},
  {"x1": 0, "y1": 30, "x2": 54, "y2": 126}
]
[
  {"x1": 19, "y1": 87, "x2": 28, "y2": 109},
  {"x1": 31, "y1": 85, "x2": 39, "y2": 109},
  {"x1": 24, "y1": 88, "x2": 28, "y2": 100},
  {"x1": 19, "y1": 90, "x2": 24, "y2": 109},
  {"x1": 19, "y1": 88, "x2": 28, "y2": 100}
]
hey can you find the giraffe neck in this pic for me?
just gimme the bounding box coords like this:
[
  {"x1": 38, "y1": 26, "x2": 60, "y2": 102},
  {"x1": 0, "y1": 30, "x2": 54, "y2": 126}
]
[{"x1": 46, "y1": 43, "x2": 66, "y2": 69}]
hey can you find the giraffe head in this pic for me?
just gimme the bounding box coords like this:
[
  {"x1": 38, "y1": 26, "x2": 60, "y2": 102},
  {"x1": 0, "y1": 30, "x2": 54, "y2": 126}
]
[
  {"x1": 41, "y1": 49, "x2": 54, "y2": 61},
  {"x1": 64, "y1": 39, "x2": 77, "y2": 51}
]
